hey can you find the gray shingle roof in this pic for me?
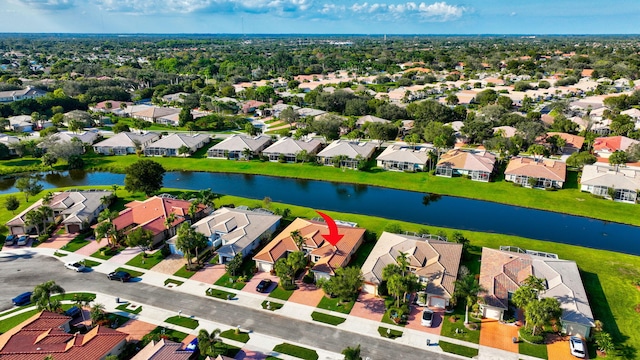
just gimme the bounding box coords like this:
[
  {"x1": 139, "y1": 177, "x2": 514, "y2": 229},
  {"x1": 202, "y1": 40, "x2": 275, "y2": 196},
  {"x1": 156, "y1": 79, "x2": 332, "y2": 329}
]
[
  {"x1": 210, "y1": 134, "x2": 272, "y2": 153},
  {"x1": 263, "y1": 137, "x2": 322, "y2": 155},
  {"x1": 317, "y1": 140, "x2": 377, "y2": 159},
  {"x1": 376, "y1": 144, "x2": 431, "y2": 164},
  {"x1": 581, "y1": 164, "x2": 640, "y2": 190}
]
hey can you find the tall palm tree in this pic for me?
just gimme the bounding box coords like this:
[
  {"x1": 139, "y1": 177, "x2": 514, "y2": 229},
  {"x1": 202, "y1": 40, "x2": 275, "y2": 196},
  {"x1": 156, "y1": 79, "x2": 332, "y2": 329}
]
[
  {"x1": 291, "y1": 230, "x2": 305, "y2": 251},
  {"x1": 90, "y1": 303, "x2": 106, "y2": 326},
  {"x1": 164, "y1": 212, "x2": 177, "y2": 237},
  {"x1": 32, "y1": 280, "x2": 65, "y2": 312},
  {"x1": 25, "y1": 209, "x2": 43, "y2": 236},
  {"x1": 38, "y1": 206, "x2": 53, "y2": 234},
  {"x1": 453, "y1": 274, "x2": 486, "y2": 324},
  {"x1": 198, "y1": 328, "x2": 222, "y2": 357},
  {"x1": 341, "y1": 345, "x2": 362, "y2": 360},
  {"x1": 111, "y1": 184, "x2": 120, "y2": 198}
]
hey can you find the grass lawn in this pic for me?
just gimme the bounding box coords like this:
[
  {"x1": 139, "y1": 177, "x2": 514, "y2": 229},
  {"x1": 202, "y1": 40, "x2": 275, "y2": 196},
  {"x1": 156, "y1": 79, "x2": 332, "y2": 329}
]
[
  {"x1": 82, "y1": 259, "x2": 101, "y2": 268},
  {"x1": 125, "y1": 251, "x2": 165, "y2": 270},
  {"x1": 311, "y1": 311, "x2": 346, "y2": 326},
  {"x1": 220, "y1": 329, "x2": 250, "y2": 343},
  {"x1": 114, "y1": 267, "x2": 144, "y2": 278},
  {"x1": 441, "y1": 306, "x2": 481, "y2": 344},
  {"x1": 272, "y1": 343, "x2": 319, "y2": 360},
  {"x1": 211, "y1": 343, "x2": 241, "y2": 358},
  {"x1": 53, "y1": 292, "x2": 96, "y2": 302},
  {"x1": 316, "y1": 296, "x2": 355, "y2": 314},
  {"x1": 439, "y1": 340, "x2": 479, "y2": 358},
  {"x1": 377, "y1": 326, "x2": 403, "y2": 339},
  {"x1": 147, "y1": 326, "x2": 189, "y2": 342},
  {"x1": 60, "y1": 233, "x2": 91, "y2": 252},
  {"x1": 519, "y1": 341, "x2": 548, "y2": 359},
  {"x1": 164, "y1": 315, "x2": 199, "y2": 329},
  {"x1": 90, "y1": 247, "x2": 121, "y2": 260},
  {"x1": 261, "y1": 300, "x2": 284, "y2": 311},
  {"x1": 173, "y1": 265, "x2": 197, "y2": 279},
  {"x1": 206, "y1": 288, "x2": 236, "y2": 300},
  {"x1": 116, "y1": 303, "x2": 143, "y2": 315},
  {"x1": 381, "y1": 308, "x2": 406, "y2": 327},
  {"x1": 164, "y1": 278, "x2": 184, "y2": 287},
  {"x1": 267, "y1": 286, "x2": 294, "y2": 301},
  {"x1": 53, "y1": 251, "x2": 67, "y2": 257},
  {"x1": 215, "y1": 272, "x2": 247, "y2": 290},
  {"x1": 348, "y1": 241, "x2": 375, "y2": 268},
  {"x1": 0, "y1": 309, "x2": 39, "y2": 334},
  {"x1": 106, "y1": 313, "x2": 130, "y2": 328}
]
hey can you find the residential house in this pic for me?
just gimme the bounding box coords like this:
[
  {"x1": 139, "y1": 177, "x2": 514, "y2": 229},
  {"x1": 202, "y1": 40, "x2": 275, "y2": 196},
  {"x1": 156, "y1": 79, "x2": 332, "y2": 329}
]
[
  {"x1": 356, "y1": 115, "x2": 390, "y2": 128},
  {"x1": 262, "y1": 137, "x2": 322, "y2": 162},
  {"x1": 621, "y1": 108, "x2": 640, "y2": 129},
  {"x1": 92, "y1": 132, "x2": 160, "y2": 155},
  {"x1": 0, "y1": 86, "x2": 46, "y2": 103},
  {"x1": 580, "y1": 164, "x2": 640, "y2": 203},
  {"x1": 242, "y1": 100, "x2": 266, "y2": 114},
  {"x1": 360, "y1": 232, "x2": 462, "y2": 308},
  {"x1": 435, "y1": 149, "x2": 496, "y2": 182},
  {"x1": 479, "y1": 247, "x2": 595, "y2": 338},
  {"x1": 593, "y1": 136, "x2": 640, "y2": 159},
  {"x1": 493, "y1": 126, "x2": 517, "y2": 138},
  {"x1": 62, "y1": 110, "x2": 94, "y2": 128},
  {"x1": 170, "y1": 207, "x2": 281, "y2": 263},
  {"x1": 316, "y1": 140, "x2": 378, "y2": 169},
  {"x1": 8, "y1": 115, "x2": 33, "y2": 132},
  {"x1": 272, "y1": 103, "x2": 300, "y2": 118},
  {"x1": 39, "y1": 131, "x2": 100, "y2": 152},
  {"x1": 131, "y1": 106, "x2": 180, "y2": 123},
  {"x1": 6, "y1": 190, "x2": 112, "y2": 235},
  {"x1": 504, "y1": 157, "x2": 567, "y2": 189},
  {"x1": 157, "y1": 109, "x2": 208, "y2": 127},
  {"x1": 144, "y1": 133, "x2": 210, "y2": 157},
  {"x1": 90, "y1": 100, "x2": 133, "y2": 114},
  {"x1": 376, "y1": 144, "x2": 431, "y2": 171},
  {"x1": 540, "y1": 132, "x2": 585, "y2": 154},
  {"x1": 112, "y1": 195, "x2": 208, "y2": 246},
  {"x1": 0, "y1": 311, "x2": 127, "y2": 360},
  {"x1": 207, "y1": 134, "x2": 272, "y2": 160},
  {"x1": 0, "y1": 133, "x2": 20, "y2": 155},
  {"x1": 131, "y1": 339, "x2": 192, "y2": 360},
  {"x1": 296, "y1": 108, "x2": 327, "y2": 119},
  {"x1": 253, "y1": 218, "x2": 366, "y2": 280},
  {"x1": 161, "y1": 92, "x2": 190, "y2": 103}
]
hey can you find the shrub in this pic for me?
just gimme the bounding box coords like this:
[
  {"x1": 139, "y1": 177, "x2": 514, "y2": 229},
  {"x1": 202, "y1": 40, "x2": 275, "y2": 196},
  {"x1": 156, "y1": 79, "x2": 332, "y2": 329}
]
[
  {"x1": 303, "y1": 273, "x2": 315, "y2": 284},
  {"x1": 519, "y1": 327, "x2": 545, "y2": 344},
  {"x1": 281, "y1": 282, "x2": 297, "y2": 291},
  {"x1": 160, "y1": 245, "x2": 171, "y2": 257}
]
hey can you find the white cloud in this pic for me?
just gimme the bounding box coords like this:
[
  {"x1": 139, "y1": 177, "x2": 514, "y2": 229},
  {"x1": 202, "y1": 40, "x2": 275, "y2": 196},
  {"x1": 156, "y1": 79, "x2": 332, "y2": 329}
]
[
  {"x1": 16, "y1": 0, "x2": 75, "y2": 10},
  {"x1": 94, "y1": 0, "x2": 314, "y2": 14},
  {"x1": 348, "y1": 1, "x2": 467, "y2": 21}
]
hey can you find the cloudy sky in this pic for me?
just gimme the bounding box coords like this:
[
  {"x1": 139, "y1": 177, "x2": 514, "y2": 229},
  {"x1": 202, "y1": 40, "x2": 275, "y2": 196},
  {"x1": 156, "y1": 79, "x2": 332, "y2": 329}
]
[{"x1": 2, "y1": 0, "x2": 640, "y2": 34}]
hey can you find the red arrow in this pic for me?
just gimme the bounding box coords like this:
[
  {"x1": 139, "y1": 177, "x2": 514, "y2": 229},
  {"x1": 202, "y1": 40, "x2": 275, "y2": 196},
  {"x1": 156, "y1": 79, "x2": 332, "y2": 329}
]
[{"x1": 316, "y1": 211, "x2": 344, "y2": 246}]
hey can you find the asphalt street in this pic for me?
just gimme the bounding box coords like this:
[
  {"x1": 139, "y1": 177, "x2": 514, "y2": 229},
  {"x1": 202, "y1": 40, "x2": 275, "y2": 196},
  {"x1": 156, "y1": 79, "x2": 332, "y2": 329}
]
[{"x1": 0, "y1": 253, "x2": 458, "y2": 360}]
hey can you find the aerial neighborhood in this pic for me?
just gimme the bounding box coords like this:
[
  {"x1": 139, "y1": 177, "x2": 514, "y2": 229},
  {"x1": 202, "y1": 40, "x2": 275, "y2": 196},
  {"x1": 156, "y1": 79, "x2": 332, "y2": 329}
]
[{"x1": 0, "y1": 34, "x2": 639, "y2": 360}]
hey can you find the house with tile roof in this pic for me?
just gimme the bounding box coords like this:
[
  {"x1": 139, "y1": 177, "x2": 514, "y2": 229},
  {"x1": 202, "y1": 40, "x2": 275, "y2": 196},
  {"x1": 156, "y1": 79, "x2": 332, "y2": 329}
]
[
  {"x1": 493, "y1": 126, "x2": 517, "y2": 138},
  {"x1": 580, "y1": 164, "x2": 640, "y2": 203},
  {"x1": 112, "y1": 196, "x2": 208, "y2": 245},
  {"x1": 262, "y1": 137, "x2": 323, "y2": 162},
  {"x1": 376, "y1": 144, "x2": 431, "y2": 172},
  {"x1": 361, "y1": 232, "x2": 462, "y2": 308},
  {"x1": 93, "y1": 132, "x2": 160, "y2": 155},
  {"x1": 593, "y1": 136, "x2": 640, "y2": 158},
  {"x1": 504, "y1": 157, "x2": 567, "y2": 189},
  {"x1": 0, "y1": 311, "x2": 127, "y2": 360},
  {"x1": 253, "y1": 218, "x2": 366, "y2": 280},
  {"x1": 435, "y1": 149, "x2": 496, "y2": 182},
  {"x1": 538, "y1": 132, "x2": 585, "y2": 154},
  {"x1": 131, "y1": 106, "x2": 180, "y2": 123},
  {"x1": 208, "y1": 134, "x2": 272, "y2": 160},
  {"x1": 0, "y1": 86, "x2": 46, "y2": 103},
  {"x1": 316, "y1": 140, "x2": 378, "y2": 169},
  {"x1": 144, "y1": 133, "x2": 210, "y2": 157},
  {"x1": 170, "y1": 207, "x2": 281, "y2": 263},
  {"x1": 131, "y1": 339, "x2": 192, "y2": 360},
  {"x1": 90, "y1": 100, "x2": 133, "y2": 114},
  {"x1": 8, "y1": 115, "x2": 33, "y2": 132},
  {"x1": 478, "y1": 247, "x2": 595, "y2": 338},
  {"x1": 6, "y1": 190, "x2": 112, "y2": 235},
  {"x1": 356, "y1": 115, "x2": 391, "y2": 128}
]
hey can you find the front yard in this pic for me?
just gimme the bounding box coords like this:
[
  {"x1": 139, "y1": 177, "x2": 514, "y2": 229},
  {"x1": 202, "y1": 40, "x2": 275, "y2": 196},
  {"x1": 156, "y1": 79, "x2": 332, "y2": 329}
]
[
  {"x1": 441, "y1": 307, "x2": 481, "y2": 344},
  {"x1": 126, "y1": 251, "x2": 166, "y2": 270}
]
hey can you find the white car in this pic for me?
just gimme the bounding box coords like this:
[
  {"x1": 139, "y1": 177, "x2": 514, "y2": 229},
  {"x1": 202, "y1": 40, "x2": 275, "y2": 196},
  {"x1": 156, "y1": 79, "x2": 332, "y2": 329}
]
[
  {"x1": 65, "y1": 262, "x2": 86, "y2": 272},
  {"x1": 570, "y1": 336, "x2": 586, "y2": 358},
  {"x1": 421, "y1": 308, "x2": 434, "y2": 327}
]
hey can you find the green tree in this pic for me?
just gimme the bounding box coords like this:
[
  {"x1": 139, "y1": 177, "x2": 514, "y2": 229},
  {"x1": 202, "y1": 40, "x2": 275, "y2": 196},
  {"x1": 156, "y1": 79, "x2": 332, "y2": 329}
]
[
  {"x1": 280, "y1": 106, "x2": 299, "y2": 128},
  {"x1": 15, "y1": 176, "x2": 43, "y2": 201},
  {"x1": 342, "y1": 344, "x2": 362, "y2": 360},
  {"x1": 112, "y1": 122, "x2": 130, "y2": 133},
  {"x1": 4, "y1": 195, "x2": 20, "y2": 214},
  {"x1": 95, "y1": 210, "x2": 120, "y2": 247},
  {"x1": 125, "y1": 227, "x2": 154, "y2": 256},
  {"x1": 90, "y1": 303, "x2": 106, "y2": 325},
  {"x1": 275, "y1": 257, "x2": 295, "y2": 287},
  {"x1": 525, "y1": 297, "x2": 562, "y2": 336},
  {"x1": 566, "y1": 151, "x2": 596, "y2": 169},
  {"x1": 124, "y1": 160, "x2": 166, "y2": 196},
  {"x1": 225, "y1": 253, "x2": 244, "y2": 276},
  {"x1": 198, "y1": 328, "x2": 222, "y2": 357},
  {"x1": 176, "y1": 223, "x2": 198, "y2": 269},
  {"x1": 25, "y1": 209, "x2": 44, "y2": 236},
  {"x1": 527, "y1": 144, "x2": 548, "y2": 161},
  {"x1": 320, "y1": 267, "x2": 364, "y2": 302},
  {"x1": 453, "y1": 274, "x2": 486, "y2": 324},
  {"x1": 609, "y1": 150, "x2": 628, "y2": 169},
  {"x1": 73, "y1": 293, "x2": 93, "y2": 323},
  {"x1": 595, "y1": 331, "x2": 615, "y2": 354},
  {"x1": 41, "y1": 153, "x2": 57, "y2": 171},
  {"x1": 31, "y1": 280, "x2": 65, "y2": 312},
  {"x1": 178, "y1": 145, "x2": 191, "y2": 157},
  {"x1": 312, "y1": 115, "x2": 343, "y2": 141},
  {"x1": 178, "y1": 107, "x2": 193, "y2": 127}
]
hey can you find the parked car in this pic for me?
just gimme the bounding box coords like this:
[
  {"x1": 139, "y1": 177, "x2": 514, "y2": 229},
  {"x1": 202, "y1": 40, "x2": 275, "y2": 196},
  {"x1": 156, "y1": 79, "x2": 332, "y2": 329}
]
[
  {"x1": 107, "y1": 271, "x2": 131, "y2": 282},
  {"x1": 421, "y1": 308, "x2": 434, "y2": 327},
  {"x1": 12, "y1": 291, "x2": 32, "y2": 306},
  {"x1": 17, "y1": 235, "x2": 29, "y2": 246},
  {"x1": 65, "y1": 262, "x2": 86, "y2": 272},
  {"x1": 64, "y1": 306, "x2": 82, "y2": 318},
  {"x1": 4, "y1": 234, "x2": 16, "y2": 246},
  {"x1": 256, "y1": 279, "x2": 273, "y2": 293},
  {"x1": 570, "y1": 336, "x2": 586, "y2": 358}
]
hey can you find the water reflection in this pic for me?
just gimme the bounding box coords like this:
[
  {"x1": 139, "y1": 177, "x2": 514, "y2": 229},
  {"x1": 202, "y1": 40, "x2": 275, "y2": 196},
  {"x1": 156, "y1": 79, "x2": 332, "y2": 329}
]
[
  {"x1": 423, "y1": 193, "x2": 442, "y2": 206},
  {"x1": 0, "y1": 176, "x2": 16, "y2": 191}
]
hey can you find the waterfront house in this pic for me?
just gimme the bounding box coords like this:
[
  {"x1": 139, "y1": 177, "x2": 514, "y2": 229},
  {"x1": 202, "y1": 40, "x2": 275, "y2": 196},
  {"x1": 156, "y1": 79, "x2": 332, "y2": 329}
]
[
  {"x1": 593, "y1": 136, "x2": 639, "y2": 159},
  {"x1": 207, "y1": 134, "x2": 272, "y2": 159},
  {"x1": 131, "y1": 106, "x2": 180, "y2": 123},
  {"x1": 580, "y1": 164, "x2": 640, "y2": 203},
  {"x1": 143, "y1": 133, "x2": 210, "y2": 157},
  {"x1": 131, "y1": 339, "x2": 192, "y2": 360},
  {"x1": 316, "y1": 140, "x2": 378, "y2": 169},
  {"x1": 435, "y1": 149, "x2": 496, "y2": 181},
  {"x1": 262, "y1": 137, "x2": 322, "y2": 162},
  {"x1": 504, "y1": 157, "x2": 566, "y2": 189},
  {"x1": 376, "y1": 144, "x2": 431, "y2": 171},
  {"x1": 92, "y1": 132, "x2": 160, "y2": 155}
]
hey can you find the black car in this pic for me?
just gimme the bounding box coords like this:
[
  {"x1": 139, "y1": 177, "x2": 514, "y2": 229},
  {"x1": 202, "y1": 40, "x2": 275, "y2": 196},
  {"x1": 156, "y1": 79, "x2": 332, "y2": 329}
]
[
  {"x1": 256, "y1": 279, "x2": 273, "y2": 293},
  {"x1": 107, "y1": 271, "x2": 132, "y2": 282},
  {"x1": 64, "y1": 306, "x2": 82, "y2": 318}
]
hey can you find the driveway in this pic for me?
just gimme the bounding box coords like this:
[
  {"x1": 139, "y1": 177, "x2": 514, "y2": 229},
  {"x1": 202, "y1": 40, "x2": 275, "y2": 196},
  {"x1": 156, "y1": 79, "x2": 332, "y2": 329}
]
[
  {"x1": 405, "y1": 306, "x2": 444, "y2": 335},
  {"x1": 547, "y1": 334, "x2": 585, "y2": 360},
  {"x1": 151, "y1": 254, "x2": 185, "y2": 275},
  {"x1": 190, "y1": 263, "x2": 227, "y2": 284},
  {"x1": 479, "y1": 319, "x2": 519, "y2": 353},
  {"x1": 350, "y1": 293, "x2": 385, "y2": 322},
  {"x1": 38, "y1": 233, "x2": 74, "y2": 250},
  {"x1": 74, "y1": 239, "x2": 104, "y2": 256},
  {"x1": 109, "y1": 247, "x2": 142, "y2": 264},
  {"x1": 242, "y1": 272, "x2": 279, "y2": 295},
  {"x1": 287, "y1": 281, "x2": 324, "y2": 307},
  {"x1": 115, "y1": 319, "x2": 156, "y2": 342}
]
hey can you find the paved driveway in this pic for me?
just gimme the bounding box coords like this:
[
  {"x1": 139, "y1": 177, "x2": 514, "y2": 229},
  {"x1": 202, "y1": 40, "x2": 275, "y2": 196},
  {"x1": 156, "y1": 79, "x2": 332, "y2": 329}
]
[
  {"x1": 405, "y1": 306, "x2": 444, "y2": 335},
  {"x1": 109, "y1": 247, "x2": 142, "y2": 264},
  {"x1": 151, "y1": 254, "x2": 185, "y2": 275},
  {"x1": 287, "y1": 281, "x2": 324, "y2": 307},
  {"x1": 38, "y1": 233, "x2": 74, "y2": 249},
  {"x1": 116, "y1": 319, "x2": 156, "y2": 342},
  {"x1": 74, "y1": 239, "x2": 104, "y2": 256},
  {"x1": 190, "y1": 263, "x2": 227, "y2": 284},
  {"x1": 547, "y1": 334, "x2": 584, "y2": 360},
  {"x1": 242, "y1": 272, "x2": 279, "y2": 295},
  {"x1": 479, "y1": 319, "x2": 519, "y2": 353},
  {"x1": 350, "y1": 293, "x2": 385, "y2": 322}
]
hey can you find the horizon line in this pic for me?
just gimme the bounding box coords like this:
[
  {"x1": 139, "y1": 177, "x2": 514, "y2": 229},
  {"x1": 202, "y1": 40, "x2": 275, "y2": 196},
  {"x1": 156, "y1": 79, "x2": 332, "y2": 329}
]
[{"x1": 1, "y1": 32, "x2": 640, "y2": 37}]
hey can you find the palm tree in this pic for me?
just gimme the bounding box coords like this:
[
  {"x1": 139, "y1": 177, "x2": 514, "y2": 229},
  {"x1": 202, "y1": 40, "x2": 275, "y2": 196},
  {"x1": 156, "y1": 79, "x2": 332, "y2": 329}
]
[
  {"x1": 291, "y1": 230, "x2": 305, "y2": 251},
  {"x1": 341, "y1": 345, "x2": 362, "y2": 360},
  {"x1": 42, "y1": 192, "x2": 53, "y2": 205},
  {"x1": 453, "y1": 274, "x2": 486, "y2": 324},
  {"x1": 32, "y1": 280, "x2": 65, "y2": 312},
  {"x1": 73, "y1": 293, "x2": 93, "y2": 323},
  {"x1": 176, "y1": 223, "x2": 196, "y2": 269},
  {"x1": 25, "y1": 209, "x2": 43, "y2": 236},
  {"x1": 111, "y1": 184, "x2": 120, "y2": 198},
  {"x1": 164, "y1": 212, "x2": 177, "y2": 237},
  {"x1": 242, "y1": 147, "x2": 253, "y2": 160},
  {"x1": 95, "y1": 210, "x2": 120, "y2": 246},
  {"x1": 198, "y1": 328, "x2": 222, "y2": 357},
  {"x1": 90, "y1": 303, "x2": 106, "y2": 326},
  {"x1": 38, "y1": 206, "x2": 53, "y2": 234}
]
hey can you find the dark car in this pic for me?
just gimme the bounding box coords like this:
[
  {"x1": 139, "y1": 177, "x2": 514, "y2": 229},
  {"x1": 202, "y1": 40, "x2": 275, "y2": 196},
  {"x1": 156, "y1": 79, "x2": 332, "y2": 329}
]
[
  {"x1": 256, "y1": 279, "x2": 273, "y2": 293},
  {"x1": 107, "y1": 271, "x2": 132, "y2": 282},
  {"x1": 4, "y1": 234, "x2": 17, "y2": 246},
  {"x1": 12, "y1": 291, "x2": 32, "y2": 306},
  {"x1": 64, "y1": 306, "x2": 82, "y2": 318}
]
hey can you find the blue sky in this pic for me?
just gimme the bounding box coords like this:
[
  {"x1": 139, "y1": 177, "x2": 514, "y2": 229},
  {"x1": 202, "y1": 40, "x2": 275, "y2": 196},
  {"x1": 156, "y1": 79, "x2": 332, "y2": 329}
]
[{"x1": 2, "y1": 0, "x2": 640, "y2": 34}]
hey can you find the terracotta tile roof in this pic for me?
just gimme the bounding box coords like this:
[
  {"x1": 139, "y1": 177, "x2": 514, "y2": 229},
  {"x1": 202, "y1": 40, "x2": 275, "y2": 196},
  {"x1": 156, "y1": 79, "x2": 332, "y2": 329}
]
[
  {"x1": 505, "y1": 157, "x2": 566, "y2": 181},
  {"x1": 593, "y1": 136, "x2": 639, "y2": 153},
  {"x1": 113, "y1": 196, "x2": 206, "y2": 236},
  {"x1": 436, "y1": 149, "x2": 496, "y2": 173},
  {"x1": 543, "y1": 132, "x2": 585, "y2": 150},
  {"x1": 0, "y1": 311, "x2": 126, "y2": 360},
  {"x1": 253, "y1": 218, "x2": 365, "y2": 275},
  {"x1": 131, "y1": 339, "x2": 192, "y2": 360}
]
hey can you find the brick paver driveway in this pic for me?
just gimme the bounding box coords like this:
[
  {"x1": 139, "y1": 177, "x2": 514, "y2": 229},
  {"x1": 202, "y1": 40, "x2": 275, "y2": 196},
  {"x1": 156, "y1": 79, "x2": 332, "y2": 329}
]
[
  {"x1": 74, "y1": 239, "x2": 104, "y2": 256},
  {"x1": 116, "y1": 319, "x2": 157, "y2": 342},
  {"x1": 190, "y1": 263, "x2": 227, "y2": 284},
  {"x1": 235, "y1": 349, "x2": 267, "y2": 359},
  {"x1": 109, "y1": 247, "x2": 142, "y2": 264},
  {"x1": 405, "y1": 306, "x2": 444, "y2": 335},
  {"x1": 288, "y1": 281, "x2": 324, "y2": 306},
  {"x1": 547, "y1": 334, "x2": 586, "y2": 360},
  {"x1": 479, "y1": 319, "x2": 519, "y2": 353},
  {"x1": 38, "y1": 233, "x2": 75, "y2": 249},
  {"x1": 350, "y1": 293, "x2": 385, "y2": 322},
  {"x1": 151, "y1": 254, "x2": 185, "y2": 275},
  {"x1": 242, "y1": 271, "x2": 279, "y2": 295}
]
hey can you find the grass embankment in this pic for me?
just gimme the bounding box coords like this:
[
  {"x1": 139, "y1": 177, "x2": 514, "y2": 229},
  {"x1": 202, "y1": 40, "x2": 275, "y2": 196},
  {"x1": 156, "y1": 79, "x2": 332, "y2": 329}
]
[
  {"x1": 439, "y1": 341, "x2": 479, "y2": 358},
  {"x1": 311, "y1": 311, "x2": 346, "y2": 326},
  {"x1": 220, "y1": 329, "x2": 250, "y2": 343},
  {"x1": 164, "y1": 315, "x2": 199, "y2": 329},
  {"x1": 272, "y1": 343, "x2": 319, "y2": 360}
]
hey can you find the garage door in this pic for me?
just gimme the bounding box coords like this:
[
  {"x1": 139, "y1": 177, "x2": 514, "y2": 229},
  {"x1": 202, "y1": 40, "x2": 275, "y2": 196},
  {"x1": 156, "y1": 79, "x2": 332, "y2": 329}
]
[
  {"x1": 67, "y1": 224, "x2": 81, "y2": 234},
  {"x1": 362, "y1": 283, "x2": 377, "y2": 295},
  {"x1": 257, "y1": 262, "x2": 272, "y2": 273},
  {"x1": 429, "y1": 296, "x2": 447, "y2": 309},
  {"x1": 484, "y1": 307, "x2": 503, "y2": 320}
]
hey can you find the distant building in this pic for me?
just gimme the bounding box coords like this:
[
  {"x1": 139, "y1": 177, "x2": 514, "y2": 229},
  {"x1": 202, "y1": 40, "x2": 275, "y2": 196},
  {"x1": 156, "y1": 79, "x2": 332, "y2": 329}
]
[
  {"x1": 504, "y1": 157, "x2": 567, "y2": 189},
  {"x1": 208, "y1": 134, "x2": 272, "y2": 160},
  {"x1": 92, "y1": 132, "x2": 160, "y2": 155},
  {"x1": 316, "y1": 140, "x2": 378, "y2": 169},
  {"x1": 262, "y1": 137, "x2": 322, "y2": 162},
  {"x1": 435, "y1": 149, "x2": 496, "y2": 182},
  {"x1": 0, "y1": 86, "x2": 46, "y2": 103}
]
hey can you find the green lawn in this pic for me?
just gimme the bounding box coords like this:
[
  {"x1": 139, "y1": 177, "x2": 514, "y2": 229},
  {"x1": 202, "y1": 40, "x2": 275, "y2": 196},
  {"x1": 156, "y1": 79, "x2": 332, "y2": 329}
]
[
  {"x1": 381, "y1": 307, "x2": 406, "y2": 327},
  {"x1": 377, "y1": 326, "x2": 403, "y2": 339},
  {"x1": 164, "y1": 278, "x2": 184, "y2": 287},
  {"x1": 206, "y1": 288, "x2": 236, "y2": 300},
  {"x1": 316, "y1": 296, "x2": 355, "y2": 314},
  {"x1": 220, "y1": 329, "x2": 250, "y2": 343},
  {"x1": 164, "y1": 315, "x2": 199, "y2": 329},
  {"x1": 106, "y1": 313, "x2": 130, "y2": 328},
  {"x1": 267, "y1": 286, "x2": 294, "y2": 301},
  {"x1": 0, "y1": 309, "x2": 39, "y2": 334},
  {"x1": 146, "y1": 326, "x2": 189, "y2": 342},
  {"x1": 125, "y1": 251, "x2": 165, "y2": 270},
  {"x1": 53, "y1": 251, "x2": 67, "y2": 257},
  {"x1": 173, "y1": 265, "x2": 197, "y2": 279},
  {"x1": 116, "y1": 303, "x2": 143, "y2": 315},
  {"x1": 439, "y1": 341, "x2": 479, "y2": 358},
  {"x1": 90, "y1": 247, "x2": 121, "y2": 260},
  {"x1": 272, "y1": 343, "x2": 319, "y2": 360},
  {"x1": 215, "y1": 272, "x2": 247, "y2": 290},
  {"x1": 519, "y1": 341, "x2": 548, "y2": 359},
  {"x1": 311, "y1": 311, "x2": 346, "y2": 326},
  {"x1": 59, "y1": 233, "x2": 91, "y2": 252},
  {"x1": 53, "y1": 292, "x2": 96, "y2": 302},
  {"x1": 114, "y1": 267, "x2": 144, "y2": 278},
  {"x1": 83, "y1": 259, "x2": 101, "y2": 268},
  {"x1": 261, "y1": 300, "x2": 284, "y2": 311},
  {"x1": 348, "y1": 241, "x2": 375, "y2": 268},
  {"x1": 441, "y1": 307, "x2": 481, "y2": 344}
]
